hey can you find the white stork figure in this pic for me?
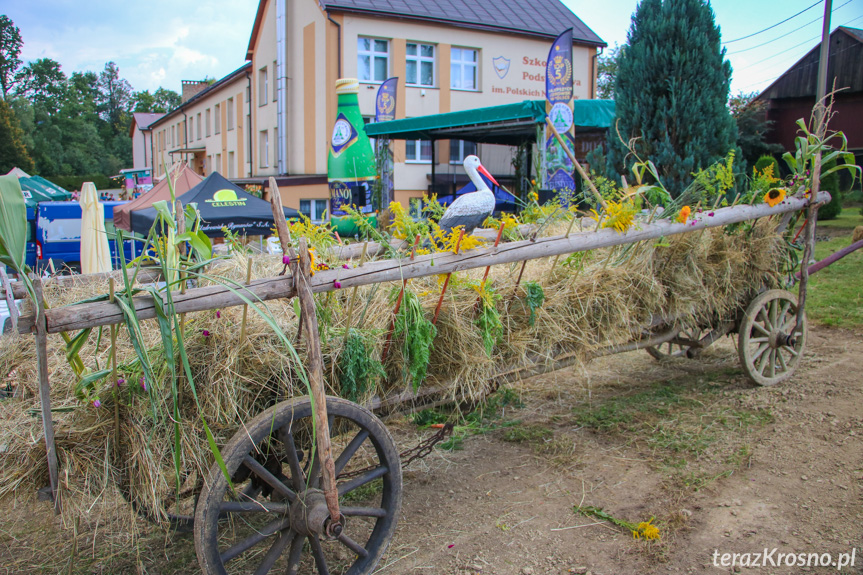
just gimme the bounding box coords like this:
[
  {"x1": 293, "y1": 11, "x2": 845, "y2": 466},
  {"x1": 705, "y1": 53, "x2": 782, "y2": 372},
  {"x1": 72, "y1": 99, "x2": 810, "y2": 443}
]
[{"x1": 439, "y1": 155, "x2": 498, "y2": 235}]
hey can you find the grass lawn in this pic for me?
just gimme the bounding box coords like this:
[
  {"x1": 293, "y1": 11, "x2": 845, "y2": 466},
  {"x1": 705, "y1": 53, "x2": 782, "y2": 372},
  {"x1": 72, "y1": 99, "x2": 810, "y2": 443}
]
[
  {"x1": 816, "y1": 210, "x2": 863, "y2": 230},
  {"x1": 806, "y1": 229, "x2": 863, "y2": 329}
]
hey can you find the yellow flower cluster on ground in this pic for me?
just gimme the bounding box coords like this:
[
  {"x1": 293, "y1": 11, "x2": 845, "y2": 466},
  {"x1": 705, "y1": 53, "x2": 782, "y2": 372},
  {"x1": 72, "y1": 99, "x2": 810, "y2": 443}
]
[{"x1": 632, "y1": 519, "x2": 661, "y2": 540}]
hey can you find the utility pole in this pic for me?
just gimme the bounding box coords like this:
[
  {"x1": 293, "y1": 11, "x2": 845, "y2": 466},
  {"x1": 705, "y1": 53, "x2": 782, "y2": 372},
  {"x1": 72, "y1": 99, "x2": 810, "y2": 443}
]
[{"x1": 815, "y1": 0, "x2": 833, "y2": 116}]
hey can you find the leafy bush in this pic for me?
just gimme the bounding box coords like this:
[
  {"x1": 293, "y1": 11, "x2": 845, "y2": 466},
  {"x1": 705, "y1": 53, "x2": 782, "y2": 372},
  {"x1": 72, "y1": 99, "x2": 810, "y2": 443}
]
[
  {"x1": 818, "y1": 159, "x2": 842, "y2": 221},
  {"x1": 47, "y1": 174, "x2": 114, "y2": 191},
  {"x1": 753, "y1": 155, "x2": 780, "y2": 177}
]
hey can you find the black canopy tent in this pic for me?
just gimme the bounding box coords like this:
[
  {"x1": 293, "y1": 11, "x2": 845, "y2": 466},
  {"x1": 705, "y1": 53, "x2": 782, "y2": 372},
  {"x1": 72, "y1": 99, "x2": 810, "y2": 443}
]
[{"x1": 130, "y1": 172, "x2": 300, "y2": 237}]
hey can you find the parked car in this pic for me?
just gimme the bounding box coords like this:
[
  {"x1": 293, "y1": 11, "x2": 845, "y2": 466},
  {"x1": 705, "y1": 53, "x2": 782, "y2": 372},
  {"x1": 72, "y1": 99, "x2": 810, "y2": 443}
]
[{"x1": 35, "y1": 201, "x2": 142, "y2": 273}]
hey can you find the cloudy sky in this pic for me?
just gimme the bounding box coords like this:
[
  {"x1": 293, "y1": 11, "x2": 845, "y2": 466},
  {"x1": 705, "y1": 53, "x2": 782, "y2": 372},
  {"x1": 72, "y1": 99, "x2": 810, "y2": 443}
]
[{"x1": 5, "y1": 0, "x2": 863, "y2": 97}]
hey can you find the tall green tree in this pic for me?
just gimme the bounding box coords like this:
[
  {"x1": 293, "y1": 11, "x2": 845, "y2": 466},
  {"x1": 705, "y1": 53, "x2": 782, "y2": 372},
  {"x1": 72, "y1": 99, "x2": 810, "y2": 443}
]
[
  {"x1": 0, "y1": 97, "x2": 33, "y2": 172},
  {"x1": 0, "y1": 15, "x2": 22, "y2": 100},
  {"x1": 14, "y1": 57, "x2": 66, "y2": 114},
  {"x1": 596, "y1": 43, "x2": 624, "y2": 100},
  {"x1": 729, "y1": 92, "x2": 782, "y2": 168},
  {"x1": 132, "y1": 87, "x2": 181, "y2": 113},
  {"x1": 607, "y1": 0, "x2": 738, "y2": 197},
  {"x1": 97, "y1": 61, "x2": 132, "y2": 133}
]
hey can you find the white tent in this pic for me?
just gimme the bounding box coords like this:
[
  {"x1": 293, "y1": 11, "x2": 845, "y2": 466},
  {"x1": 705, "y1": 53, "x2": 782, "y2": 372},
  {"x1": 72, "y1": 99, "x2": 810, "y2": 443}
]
[{"x1": 5, "y1": 167, "x2": 31, "y2": 179}]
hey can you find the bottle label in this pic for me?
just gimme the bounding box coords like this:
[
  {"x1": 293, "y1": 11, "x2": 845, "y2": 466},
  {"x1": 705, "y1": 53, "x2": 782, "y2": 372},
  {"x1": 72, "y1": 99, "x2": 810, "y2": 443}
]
[
  {"x1": 331, "y1": 113, "x2": 358, "y2": 156},
  {"x1": 329, "y1": 179, "x2": 375, "y2": 216}
]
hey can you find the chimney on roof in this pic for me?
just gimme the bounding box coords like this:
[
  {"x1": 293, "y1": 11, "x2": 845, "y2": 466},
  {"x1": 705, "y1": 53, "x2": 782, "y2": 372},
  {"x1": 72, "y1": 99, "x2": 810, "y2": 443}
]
[{"x1": 181, "y1": 80, "x2": 210, "y2": 103}]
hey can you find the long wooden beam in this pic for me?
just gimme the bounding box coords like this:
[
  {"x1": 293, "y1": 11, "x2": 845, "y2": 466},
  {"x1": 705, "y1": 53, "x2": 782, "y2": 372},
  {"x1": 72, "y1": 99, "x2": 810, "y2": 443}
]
[
  {"x1": 18, "y1": 192, "x2": 827, "y2": 335},
  {"x1": 7, "y1": 268, "x2": 163, "y2": 301}
]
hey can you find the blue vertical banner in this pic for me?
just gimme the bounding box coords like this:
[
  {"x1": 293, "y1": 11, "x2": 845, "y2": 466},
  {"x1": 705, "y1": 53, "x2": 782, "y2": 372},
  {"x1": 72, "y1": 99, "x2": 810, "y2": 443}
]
[
  {"x1": 544, "y1": 29, "x2": 576, "y2": 204},
  {"x1": 375, "y1": 77, "x2": 398, "y2": 122},
  {"x1": 374, "y1": 77, "x2": 398, "y2": 210}
]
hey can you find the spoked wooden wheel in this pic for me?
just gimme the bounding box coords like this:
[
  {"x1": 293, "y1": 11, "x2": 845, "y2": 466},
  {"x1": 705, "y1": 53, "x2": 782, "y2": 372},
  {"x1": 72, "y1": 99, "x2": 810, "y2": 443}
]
[
  {"x1": 737, "y1": 290, "x2": 806, "y2": 386},
  {"x1": 646, "y1": 328, "x2": 706, "y2": 360},
  {"x1": 194, "y1": 396, "x2": 402, "y2": 575}
]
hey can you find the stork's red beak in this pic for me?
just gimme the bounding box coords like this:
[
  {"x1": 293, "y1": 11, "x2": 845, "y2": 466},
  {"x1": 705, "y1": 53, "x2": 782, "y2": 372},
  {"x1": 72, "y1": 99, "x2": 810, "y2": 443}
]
[{"x1": 476, "y1": 163, "x2": 500, "y2": 188}]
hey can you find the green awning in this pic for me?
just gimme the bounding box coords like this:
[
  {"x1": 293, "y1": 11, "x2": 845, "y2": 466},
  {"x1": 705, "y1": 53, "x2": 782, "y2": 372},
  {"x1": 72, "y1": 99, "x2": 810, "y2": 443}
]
[{"x1": 364, "y1": 99, "x2": 615, "y2": 145}]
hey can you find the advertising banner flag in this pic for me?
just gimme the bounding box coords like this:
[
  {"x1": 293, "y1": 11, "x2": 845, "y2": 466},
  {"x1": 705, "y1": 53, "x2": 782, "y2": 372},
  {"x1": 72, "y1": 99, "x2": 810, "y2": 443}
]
[
  {"x1": 544, "y1": 29, "x2": 576, "y2": 204},
  {"x1": 375, "y1": 77, "x2": 398, "y2": 122},
  {"x1": 374, "y1": 78, "x2": 398, "y2": 210}
]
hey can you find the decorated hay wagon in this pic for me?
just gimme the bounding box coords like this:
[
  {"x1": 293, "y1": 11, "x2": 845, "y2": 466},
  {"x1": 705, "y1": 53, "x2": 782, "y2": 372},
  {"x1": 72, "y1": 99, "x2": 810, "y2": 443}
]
[{"x1": 0, "y1": 117, "x2": 858, "y2": 574}]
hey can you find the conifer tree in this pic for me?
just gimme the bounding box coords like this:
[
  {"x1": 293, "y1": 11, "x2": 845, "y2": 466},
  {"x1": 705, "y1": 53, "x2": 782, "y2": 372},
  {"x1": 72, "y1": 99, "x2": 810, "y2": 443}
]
[{"x1": 607, "y1": 0, "x2": 738, "y2": 198}]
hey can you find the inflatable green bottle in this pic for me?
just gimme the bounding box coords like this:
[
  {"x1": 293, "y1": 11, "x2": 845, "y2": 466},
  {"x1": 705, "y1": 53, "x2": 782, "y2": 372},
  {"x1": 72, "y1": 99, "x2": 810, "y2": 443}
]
[{"x1": 328, "y1": 78, "x2": 378, "y2": 236}]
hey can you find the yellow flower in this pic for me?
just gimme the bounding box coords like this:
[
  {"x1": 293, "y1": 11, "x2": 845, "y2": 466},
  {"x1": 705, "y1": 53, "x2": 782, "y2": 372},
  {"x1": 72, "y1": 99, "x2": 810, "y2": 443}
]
[
  {"x1": 528, "y1": 190, "x2": 539, "y2": 203},
  {"x1": 632, "y1": 519, "x2": 661, "y2": 540},
  {"x1": 308, "y1": 247, "x2": 316, "y2": 276},
  {"x1": 601, "y1": 199, "x2": 637, "y2": 233},
  {"x1": 677, "y1": 205, "x2": 691, "y2": 224},
  {"x1": 764, "y1": 188, "x2": 786, "y2": 207}
]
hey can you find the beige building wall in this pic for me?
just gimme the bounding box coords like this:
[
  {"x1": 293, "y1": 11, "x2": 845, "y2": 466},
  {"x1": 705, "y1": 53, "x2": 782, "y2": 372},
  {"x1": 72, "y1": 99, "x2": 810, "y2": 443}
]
[
  {"x1": 151, "y1": 72, "x2": 250, "y2": 181},
  {"x1": 250, "y1": 0, "x2": 279, "y2": 178}
]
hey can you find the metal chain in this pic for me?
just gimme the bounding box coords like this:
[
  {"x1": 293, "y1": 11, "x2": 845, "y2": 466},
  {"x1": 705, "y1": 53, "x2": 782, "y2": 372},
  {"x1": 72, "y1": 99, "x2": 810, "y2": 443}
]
[{"x1": 337, "y1": 423, "x2": 454, "y2": 480}]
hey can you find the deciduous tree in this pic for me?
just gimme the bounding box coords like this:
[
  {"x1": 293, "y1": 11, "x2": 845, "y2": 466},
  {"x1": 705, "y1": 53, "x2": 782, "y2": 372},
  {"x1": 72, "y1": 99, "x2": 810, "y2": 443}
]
[{"x1": 0, "y1": 15, "x2": 22, "y2": 100}]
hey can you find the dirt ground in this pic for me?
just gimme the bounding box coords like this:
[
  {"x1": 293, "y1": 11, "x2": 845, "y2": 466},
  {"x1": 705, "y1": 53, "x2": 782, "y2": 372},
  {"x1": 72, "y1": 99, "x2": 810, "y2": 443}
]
[{"x1": 1, "y1": 324, "x2": 861, "y2": 575}]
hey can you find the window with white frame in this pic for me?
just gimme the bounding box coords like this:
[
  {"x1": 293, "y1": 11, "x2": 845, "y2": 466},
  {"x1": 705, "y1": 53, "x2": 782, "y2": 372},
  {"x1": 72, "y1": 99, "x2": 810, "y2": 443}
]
[
  {"x1": 406, "y1": 42, "x2": 434, "y2": 87},
  {"x1": 405, "y1": 42, "x2": 434, "y2": 86},
  {"x1": 196, "y1": 113, "x2": 202, "y2": 140},
  {"x1": 273, "y1": 127, "x2": 278, "y2": 167},
  {"x1": 214, "y1": 103, "x2": 221, "y2": 134},
  {"x1": 405, "y1": 139, "x2": 432, "y2": 163},
  {"x1": 206, "y1": 108, "x2": 211, "y2": 137},
  {"x1": 449, "y1": 140, "x2": 477, "y2": 164},
  {"x1": 215, "y1": 153, "x2": 221, "y2": 173},
  {"x1": 259, "y1": 130, "x2": 269, "y2": 168},
  {"x1": 227, "y1": 98, "x2": 234, "y2": 130},
  {"x1": 228, "y1": 151, "x2": 235, "y2": 178},
  {"x1": 358, "y1": 37, "x2": 389, "y2": 82},
  {"x1": 451, "y1": 47, "x2": 478, "y2": 90},
  {"x1": 273, "y1": 61, "x2": 278, "y2": 101},
  {"x1": 259, "y1": 67, "x2": 268, "y2": 106},
  {"x1": 300, "y1": 199, "x2": 328, "y2": 223}
]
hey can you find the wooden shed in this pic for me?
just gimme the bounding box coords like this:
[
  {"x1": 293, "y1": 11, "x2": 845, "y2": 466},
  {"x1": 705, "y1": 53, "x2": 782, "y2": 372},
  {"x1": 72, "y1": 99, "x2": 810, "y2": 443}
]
[{"x1": 755, "y1": 26, "x2": 863, "y2": 164}]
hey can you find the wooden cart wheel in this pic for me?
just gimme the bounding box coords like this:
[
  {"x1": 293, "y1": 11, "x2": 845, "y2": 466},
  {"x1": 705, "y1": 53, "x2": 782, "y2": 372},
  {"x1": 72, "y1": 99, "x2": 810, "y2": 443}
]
[
  {"x1": 737, "y1": 289, "x2": 806, "y2": 386},
  {"x1": 646, "y1": 328, "x2": 705, "y2": 360},
  {"x1": 194, "y1": 396, "x2": 402, "y2": 575}
]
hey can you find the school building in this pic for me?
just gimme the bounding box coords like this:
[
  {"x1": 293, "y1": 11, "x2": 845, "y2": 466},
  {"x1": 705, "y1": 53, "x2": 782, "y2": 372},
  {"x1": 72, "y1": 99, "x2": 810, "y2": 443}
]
[{"x1": 145, "y1": 0, "x2": 605, "y2": 221}]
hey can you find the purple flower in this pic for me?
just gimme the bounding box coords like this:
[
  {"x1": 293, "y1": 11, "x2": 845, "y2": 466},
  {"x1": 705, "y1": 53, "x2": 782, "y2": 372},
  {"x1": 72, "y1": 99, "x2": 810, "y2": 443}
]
[
  {"x1": 93, "y1": 399, "x2": 101, "y2": 407},
  {"x1": 216, "y1": 310, "x2": 221, "y2": 319},
  {"x1": 116, "y1": 377, "x2": 125, "y2": 387},
  {"x1": 333, "y1": 281, "x2": 342, "y2": 289},
  {"x1": 708, "y1": 212, "x2": 715, "y2": 217},
  {"x1": 202, "y1": 329, "x2": 210, "y2": 337},
  {"x1": 139, "y1": 377, "x2": 147, "y2": 390},
  {"x1": 282, "y1": 255, "x2": 291, "y2": 265},
  {"x1": 342, "y1": 264, "x2": 350, "y2": 269}
]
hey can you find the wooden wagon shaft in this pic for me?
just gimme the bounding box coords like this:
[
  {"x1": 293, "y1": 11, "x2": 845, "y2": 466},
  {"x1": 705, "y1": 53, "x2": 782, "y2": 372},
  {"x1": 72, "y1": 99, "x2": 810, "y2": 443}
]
[
  {"x1": 795, "y1": 238, "x2": 863, "y2": 279},
  {"x1": 296, "y1": 239, "x2": 341, "y2": 524},
  {"x1": 17, "y1": 191, "x2": 829, "y2": 335}
]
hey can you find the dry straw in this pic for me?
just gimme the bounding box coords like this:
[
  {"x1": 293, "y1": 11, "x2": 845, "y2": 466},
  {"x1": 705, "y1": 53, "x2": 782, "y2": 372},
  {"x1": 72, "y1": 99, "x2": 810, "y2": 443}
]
[{"x1": 0, "y1": 216, "x2": 783, "y2": 526}]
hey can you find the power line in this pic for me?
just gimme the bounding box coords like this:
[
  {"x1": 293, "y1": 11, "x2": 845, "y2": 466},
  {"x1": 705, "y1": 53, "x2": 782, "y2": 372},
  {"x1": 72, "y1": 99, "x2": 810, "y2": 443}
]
[
  {"x1": 723, "y1": 0, "x2": 822, "y2": 44},
  {"x1": 736, "y1": 26, "x2": 863, "y2": 91},
  {"x1": 726, "y1": 0, "x2": 853, "y2": 55}
]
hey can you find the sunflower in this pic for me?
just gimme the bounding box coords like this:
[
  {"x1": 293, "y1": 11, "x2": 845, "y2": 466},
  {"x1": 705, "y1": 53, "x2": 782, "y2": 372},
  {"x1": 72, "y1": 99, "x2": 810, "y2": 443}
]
[
  {"x1": 764, "y1": 187, "x2": 786, "y2": 207},
  {"x1": 677, "y1": 205, "x2": 691, "y2": 224}
]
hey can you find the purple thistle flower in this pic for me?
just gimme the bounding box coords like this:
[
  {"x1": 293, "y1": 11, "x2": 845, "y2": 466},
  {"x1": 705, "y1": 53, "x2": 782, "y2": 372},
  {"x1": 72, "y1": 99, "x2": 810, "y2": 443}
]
[
  {"x1": 93, "y1": 399, "x2": 101, "y2": 407},
  {"x1": 334, "y1": 281, "x2": 342, "y2": 289},
  {"x1": 139, "y1": 377, "x2": 147, "y2": 390},
  {"x1": 282, "y1": 255, "x2": 291, "y2": 265},
  {"x1": 216, "y1": 310, "x2": 221, "y2": 319},
  {"x1": 116, "y1": 377, "x2": 125, "y2": 387},
  {"x1": 202, "y1": 329, "x2": 210, "y2": 337},
  {"x1": 708, "y1": 212, "x2": 715, "y2": 217},
  {"x1": 342, "y1": 264, "x2": 350, "y2": 269}
]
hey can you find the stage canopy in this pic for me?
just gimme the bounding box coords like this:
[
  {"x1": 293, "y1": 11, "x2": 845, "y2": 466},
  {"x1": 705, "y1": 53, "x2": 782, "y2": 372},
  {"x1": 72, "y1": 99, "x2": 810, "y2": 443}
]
[{"x1": 130, "y1": 172, "x2": 300, "y2": 237}]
